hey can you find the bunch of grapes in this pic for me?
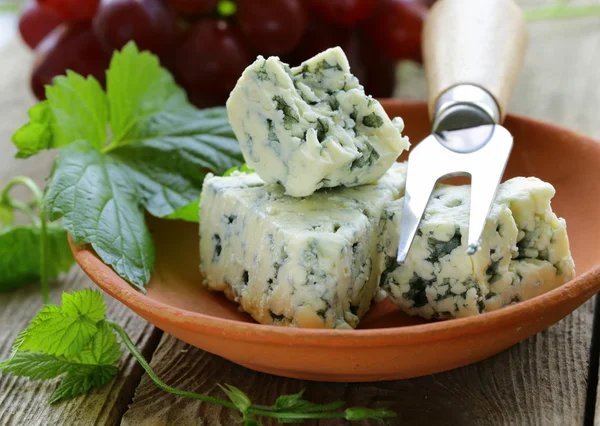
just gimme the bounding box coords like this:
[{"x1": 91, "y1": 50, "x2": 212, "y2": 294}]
[{"x1": 19, "y1": 0, "x2": 433, "y2": 107}]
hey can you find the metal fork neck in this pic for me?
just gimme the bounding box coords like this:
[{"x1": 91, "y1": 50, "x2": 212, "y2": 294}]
[{"x1": 432, "y1": 84, "x2": 500, "y2": 133}]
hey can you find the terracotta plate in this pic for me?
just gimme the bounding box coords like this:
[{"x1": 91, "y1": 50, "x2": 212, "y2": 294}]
[{"x1": 71, "y1": 100, "x2": 600, "y2": 382}]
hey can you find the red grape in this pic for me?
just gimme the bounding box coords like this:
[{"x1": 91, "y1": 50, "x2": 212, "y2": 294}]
[
  {"x1": 174, "y1": 20, "x2": 251, "y2": 106},
  {"x1": 93, "y1": 0, "x2": 177, "y2": 54},
  {"x1": 309, "y1": 0, "x2": 377, "y2": 27},
  {"x1": 236, "y1": 0, "x2": 307, "y2": 55},
  {"x1": 37, "y1": 0, "x2": 99, "y2": 20},
  {"x1": 290, "y1": 20, "x2": 365, "y2": 83},
  {"x1": 187, "y1": 91, "x2": 228, "y2": 109},
  {"x1": 18, "y1": 2, "x2": 64, "y2": 49},
  {"x1": 166, "y1": 0, "x2": 217, "y2": 15},
  {"x1": 362, "y1": 43, "x2": 397, "y2": 98},
  {"x1": 290, "y1": 19, "x2": 351, "y2": 63},
  {"x1": 32, "y1": 23, "x2": 111, "y2": 100},
  {"x1": 365, "y1": 0, "x2": 426, "y2": 62}
]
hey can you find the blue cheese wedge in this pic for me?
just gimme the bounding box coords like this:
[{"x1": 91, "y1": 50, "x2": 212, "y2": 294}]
[
  {"x1": 199, "y1": 163, "x2": 407, "y2": 329},
  {"x1": 378, "y1": 177, "x2": 575, "y2": 320},
  {"x1": 226, "y1": 46, "x2": 410, "y2": 197}
]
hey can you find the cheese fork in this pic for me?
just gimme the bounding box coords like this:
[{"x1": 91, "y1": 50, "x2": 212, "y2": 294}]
[{"x1": 396, "y1": 0, "x2": 527, "y2": 264}]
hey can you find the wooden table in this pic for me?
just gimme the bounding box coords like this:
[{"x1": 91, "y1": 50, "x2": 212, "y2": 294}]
[{"x1": 2, "y1": 4, "x2": 600, "y2": 425}]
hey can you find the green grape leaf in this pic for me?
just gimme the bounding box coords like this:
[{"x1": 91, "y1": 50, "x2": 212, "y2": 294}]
[
  {"x1": 45, "y1": 71, "x2": 108, "y2": 150},
  {"x1": 44, "y1": 141, "x2": 154, "y2": 291},
  {"x1": 11, "y1": 101, "x2": 55, "y2": 159},
  {"x1": 14, "y1": 43, "x2": 243, "y2": 290},
  {"x1": 16, "y1": 290, "x2": 106, "y2": 357},
  {"x1": 48, "y1": 363, "x2": 119, "y2": 404},
  {"x1": 106, "y1": 42, "x2": 190, "y2": 145},
  {"x1": 108, "y1": 107, "x2": 242, "y2": 218},
  {"x1": 73, "y1": 322, "x2": 122, "y2": 365},
  {"x1": 0, "y1": 289, "x2": 122, "y2": 404}
]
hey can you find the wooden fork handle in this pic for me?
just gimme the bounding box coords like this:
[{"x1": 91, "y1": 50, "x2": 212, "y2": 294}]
[{"x1": 423, "y1": 0, "x2": 528, "y2": 122}]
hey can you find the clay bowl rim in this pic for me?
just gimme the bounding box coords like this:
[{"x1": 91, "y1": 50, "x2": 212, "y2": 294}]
[{"x1": 71, "y1": 99, "x2": 600, "y2": 348}]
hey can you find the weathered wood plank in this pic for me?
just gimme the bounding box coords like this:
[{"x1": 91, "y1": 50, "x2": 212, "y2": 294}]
[
  {"x1": 124, "y1": 5, "x2": 600, "y2": 426},
  {"x1": 122, "y1": 301, "x2": 593, "y2": 426},
  {"x1": 0, "y1": 268, "x2": 162, "y2": 426},
  {"x1": 0, "y1": 37, "x2": 163, "y2": 426}
]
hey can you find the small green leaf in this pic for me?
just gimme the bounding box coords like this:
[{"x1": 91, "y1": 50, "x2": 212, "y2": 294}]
[
  {"x1": 49, "y1": 363, "x2": 119, "y2": 404},
  {"x1": 345, "y1": 407, "x2": 396, "y2": 421},
  {"x1": 45, "y1": 71, "x2": 108, "y2": 150},
  {"x1": 74, "y1": 322, "x2": 121, "y2": 365},
  {"x1": 271, "y1": 389, "x2": 345, "y2": 413},
  {"x1": 0, "y1": 290, "x2": 122, "y2": 404},
  {"x1": 44, "y1": 141, "x2": 155, "y2": 291},
  {"x1": 14, "y1": 289, "x2": 106, "y2": 356},
  {"x1": 272, "y1": 389, "x2": 306, "y2": 410},
  {"x1": 162, "y1": 199, "x2": 199, "y2": 223},
  {"x1": 219, "y1": 384, "x2": 252, "y2": 413},
  {"x1": 107, "y1": 42, "x2": 189, "y2": 145},
  {"x1": 11, "y1": 102, "x2": 54, "y2": 159},
  {"x1": 11, "y1": 72, "x2": 108, "y2": 158},
  {"x1": 62, "y1": 290, "x2": 107, "y2": 323},
  {"x1": 0, "y1": 352, "x2": 74, "y2": 380},
  {"x1": 224, "y1": 164, "x2": 254, "y2": 176},
  {"x1": 0, "y1": 224, "x2": 74, "y2": 292}
]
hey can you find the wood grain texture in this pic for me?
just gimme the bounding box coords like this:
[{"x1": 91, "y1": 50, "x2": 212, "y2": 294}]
[
  {"x1": 0, "y1": 268, "x2": 162, "y2": 426},
  {"x1": 125, "y1": 300, "x2": 592, "y2": 426},
  {"x1": 0, "y1": 37, "x2": 163, "y2": 426},
  {"x1": 124, "y1": 3, "x2": 600, "y2": 425}
]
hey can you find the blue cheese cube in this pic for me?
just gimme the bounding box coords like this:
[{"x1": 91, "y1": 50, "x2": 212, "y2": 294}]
[
  {"x1": 199, "y1": 163, "x2": 407, "y2": 329},
  {"x1": 226, "y1": 47, "x2": 410, "y2": 197},
  {"x1": 378, "y1": 177, "x2": 575, "y2": 320}
]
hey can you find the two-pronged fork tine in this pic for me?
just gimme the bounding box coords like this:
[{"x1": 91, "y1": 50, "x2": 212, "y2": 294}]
[
  {"x1": 396, "y1": 155, "x2": 438, "y2": 264},
  {"x1": 397, "y1": 0, "x2": 526, "y2": 265},
  {"x1": 465, "y1": 126, "x2": 514, "y2": 254},
  {"x1": 396, "y1": 125, "x2": 513, "y2": 264}
]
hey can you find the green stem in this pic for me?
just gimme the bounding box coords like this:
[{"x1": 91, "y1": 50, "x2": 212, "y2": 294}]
[
  {"x1": 0, "y1": 177, "x2": 48, "y2": 304},
  {"x1": 39, "y1": 206, "x2": 49, "y2": 305},
  {"x1": 6, "y1": 199, "x2": 40, "y2": 225},
  {"x1": 107, "y1": 321, "x2": 238, "y2": 409},
  {"x1": 0, "y1": 176, "x2": 43, "y2": 206},
  {"x1": 107, "y1": 320, "x2": 366, "y2": 422},
  {"x1": 524, "y1": 4, "x2": 600, "y2": 21},
  {"x1": 247, "y1": 409, "x2": 345, "y2": 420}
]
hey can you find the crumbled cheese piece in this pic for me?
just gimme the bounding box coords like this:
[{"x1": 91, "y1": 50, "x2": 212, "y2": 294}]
[
  {"x1": 378, "y1": 177, "x2": 575, "y2": 319},
  {"x1": 227, "y1": 47, "x2": 410, "y2": 197}
]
